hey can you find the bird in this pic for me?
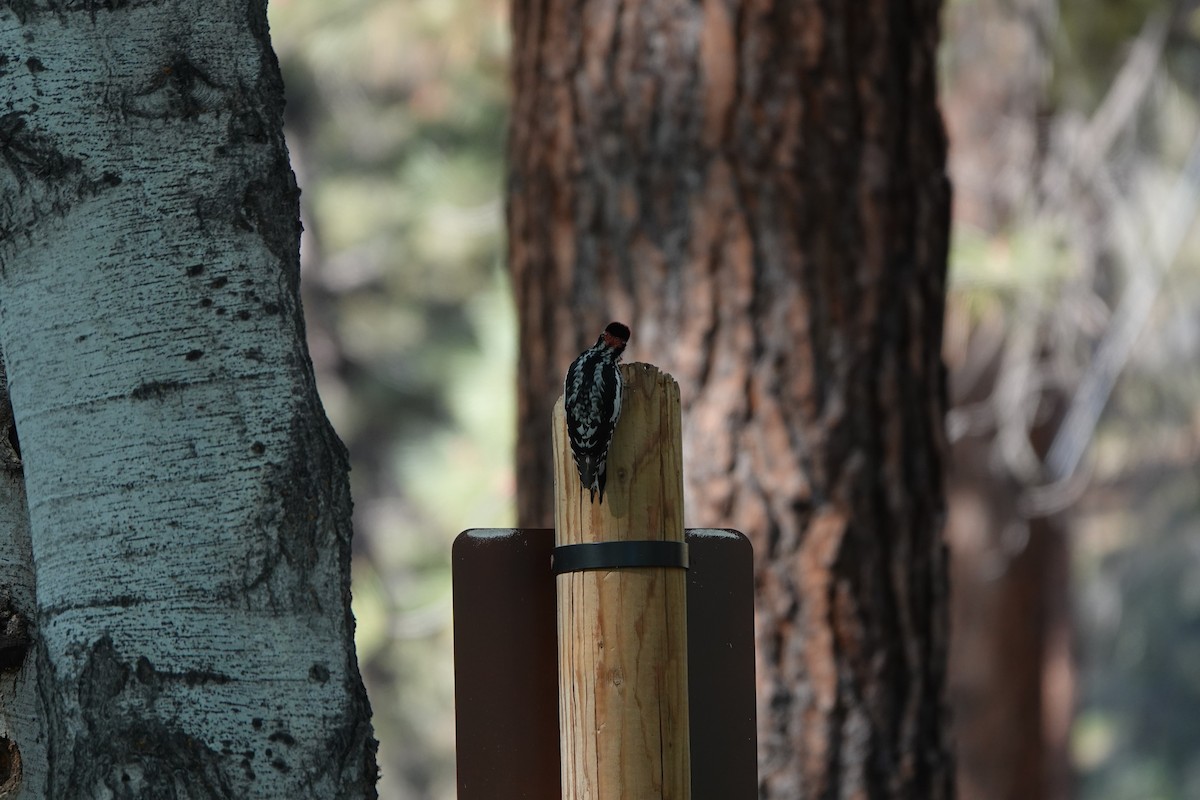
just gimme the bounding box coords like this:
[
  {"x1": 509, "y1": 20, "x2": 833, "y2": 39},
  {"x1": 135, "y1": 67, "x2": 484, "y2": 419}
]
[{"x1": 563, "y1": 321, "x2": 630, "y2": 503}]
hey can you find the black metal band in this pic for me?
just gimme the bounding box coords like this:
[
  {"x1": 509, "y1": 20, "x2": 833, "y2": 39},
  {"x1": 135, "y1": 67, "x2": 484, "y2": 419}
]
[{"x1": 552, "y1": 540, "x2": 689, "y2": 574}]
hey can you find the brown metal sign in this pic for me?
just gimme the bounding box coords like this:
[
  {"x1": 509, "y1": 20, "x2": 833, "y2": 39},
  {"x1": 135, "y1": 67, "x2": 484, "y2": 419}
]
[{"x1": 453, "y1": 528, "x2": 757, "y2": 799}]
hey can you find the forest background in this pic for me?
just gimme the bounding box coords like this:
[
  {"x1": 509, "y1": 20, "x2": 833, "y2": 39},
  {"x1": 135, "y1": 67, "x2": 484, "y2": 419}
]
[{"x1": 266, "y1": 0, "x2": 1200, "y2": 798}]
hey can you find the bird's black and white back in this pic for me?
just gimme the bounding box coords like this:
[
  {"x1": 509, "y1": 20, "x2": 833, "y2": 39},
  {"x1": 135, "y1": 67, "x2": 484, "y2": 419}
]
[{"x1": 564, "y1": 322, "x2": 630, "y2": 503}]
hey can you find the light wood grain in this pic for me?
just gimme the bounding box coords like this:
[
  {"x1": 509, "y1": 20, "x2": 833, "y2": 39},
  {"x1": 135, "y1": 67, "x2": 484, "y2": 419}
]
[{"x1": 553, "y1": 363, "x2": 691, "y2": 799}]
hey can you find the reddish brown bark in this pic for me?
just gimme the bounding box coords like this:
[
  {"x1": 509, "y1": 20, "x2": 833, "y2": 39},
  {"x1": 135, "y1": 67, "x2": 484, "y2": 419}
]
[
  {"x1": 943, "y1": 319, "x2": 1075, "y2": 800},
  {"x1": 509, "y1": 1, "x2": 954, "y2": 796},
  {"x1": 946, "y1": 483, "x2": 1073, "y2": 800},
  {"x1": 939, "y1": 1, "x2": 1077, "y2": 796}
]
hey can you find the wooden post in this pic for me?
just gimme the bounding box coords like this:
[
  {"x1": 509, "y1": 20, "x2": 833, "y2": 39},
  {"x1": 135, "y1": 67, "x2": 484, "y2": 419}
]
[{"x1": 552, "y1": 363, "x2": 691, "y2": 799}]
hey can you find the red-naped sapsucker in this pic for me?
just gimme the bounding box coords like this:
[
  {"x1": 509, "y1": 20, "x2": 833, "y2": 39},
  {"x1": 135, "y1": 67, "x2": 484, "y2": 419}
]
[{"x1": 564, "y1": 322, "x2": 630, "y2": 503}]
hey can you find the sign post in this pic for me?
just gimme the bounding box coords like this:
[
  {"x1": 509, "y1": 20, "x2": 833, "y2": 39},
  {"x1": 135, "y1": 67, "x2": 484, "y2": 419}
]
[{"x1": 551, "y1": 363, "x2": 691, "y2": 799}]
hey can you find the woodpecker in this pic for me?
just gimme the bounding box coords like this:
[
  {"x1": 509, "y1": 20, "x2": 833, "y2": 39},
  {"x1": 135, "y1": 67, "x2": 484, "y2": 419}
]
[{"x1": 564, "y1": 321, "x2": 630, "y2": 503}]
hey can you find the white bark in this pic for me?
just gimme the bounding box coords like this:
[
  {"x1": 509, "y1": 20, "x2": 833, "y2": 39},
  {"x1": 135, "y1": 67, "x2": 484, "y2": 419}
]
[{"x1": 0, "y1": 2, "x2": 377, "y2": 798}]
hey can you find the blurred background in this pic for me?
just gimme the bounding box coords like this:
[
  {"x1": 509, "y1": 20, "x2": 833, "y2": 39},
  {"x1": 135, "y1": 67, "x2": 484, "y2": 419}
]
[{"x1": 266, "y1": 0, "x2": 1200, "y2": 798}]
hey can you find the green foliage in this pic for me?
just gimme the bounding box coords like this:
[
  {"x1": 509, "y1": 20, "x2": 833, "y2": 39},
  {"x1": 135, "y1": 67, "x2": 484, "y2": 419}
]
[
  {"x1": 1054, "y1": 0, "x2": 1164, "y2": 109},
  {"x1": 950, "y1": 222, "x2": 1074, "y2": 300},
  {"x1": 268, "y1": 1, "x2": 511, "y2": 797},
  {"x1": 1075, "y1": 475, "x2": 1200, "y2": 800},
  {"x1": 946, "y1": 3, "x2": 1200, "y2": 798},
  {"x1": 266, "y1": 0, "x2": 1200, "y2": 796}
]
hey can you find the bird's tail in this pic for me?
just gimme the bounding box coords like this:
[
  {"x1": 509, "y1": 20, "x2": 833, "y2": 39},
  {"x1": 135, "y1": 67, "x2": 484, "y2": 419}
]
[{"x1": 575, "y1": 456, "x2": 607, "y2": 503}]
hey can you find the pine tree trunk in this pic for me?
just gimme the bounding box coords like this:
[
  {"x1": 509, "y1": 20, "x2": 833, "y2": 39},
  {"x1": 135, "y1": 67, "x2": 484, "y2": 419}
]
[
  {"x1": 509, "y1": 1, "x2": 954, "y2": 796},
  {"x1": 943, "y1": 322, "x2": 1075, "y2": 800},
  {"x1": 0, "y1": 363, "x2": 46, "y2": 797},
  {"x1": 0, "y1": 2, "x2": 377, "y2": 797}
]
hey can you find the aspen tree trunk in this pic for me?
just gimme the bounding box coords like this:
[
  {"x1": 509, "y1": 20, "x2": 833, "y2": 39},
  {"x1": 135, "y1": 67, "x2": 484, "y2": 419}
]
[
  {"x1": 509, "y1": 1, "x2": 954, "y2": 796},
  {"x1": 0, "y1": 2, "x2": 378, "y2": 797}
]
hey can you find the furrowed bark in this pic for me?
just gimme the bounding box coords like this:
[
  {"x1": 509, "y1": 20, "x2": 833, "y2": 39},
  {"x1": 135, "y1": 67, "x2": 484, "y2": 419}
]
[
  {"x1": 0, "y1": 353, "x2": 46, "y2": 800},
  {"x1": 509, "y1": 1, "x2": 954, "y2": 796}
]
